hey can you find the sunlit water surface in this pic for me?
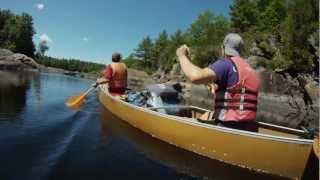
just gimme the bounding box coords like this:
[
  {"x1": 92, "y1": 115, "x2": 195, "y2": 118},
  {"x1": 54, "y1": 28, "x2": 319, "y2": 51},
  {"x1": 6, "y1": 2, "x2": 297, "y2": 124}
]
[{"x1": 0, "y1": 71, "x2": 294, "y2": 180}]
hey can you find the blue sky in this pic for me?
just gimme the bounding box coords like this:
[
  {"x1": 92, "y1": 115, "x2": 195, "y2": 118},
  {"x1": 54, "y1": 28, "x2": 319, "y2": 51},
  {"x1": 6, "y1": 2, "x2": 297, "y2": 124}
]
[{"x1": 1, "y1": 0, "x2": 233, "y2": 64}]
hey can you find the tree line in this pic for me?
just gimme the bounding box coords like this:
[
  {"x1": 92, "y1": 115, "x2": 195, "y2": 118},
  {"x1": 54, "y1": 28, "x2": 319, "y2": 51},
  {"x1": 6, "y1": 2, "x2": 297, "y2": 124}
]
[
  {"x1": 125, "y1": 0, "x2": 319, "y2": 75},
  {"x1": 0, "y1": 9, "x2": 35, "y2": 57},
  {"x1": 35, "y1": 56, "x2": 104, "y2": 73},
  {"x1": 1, "y1": 0, "x2": 318, "y2": 75},
  {"x1": 0, "y1": 9, "x2": 104, "y2": 73}
]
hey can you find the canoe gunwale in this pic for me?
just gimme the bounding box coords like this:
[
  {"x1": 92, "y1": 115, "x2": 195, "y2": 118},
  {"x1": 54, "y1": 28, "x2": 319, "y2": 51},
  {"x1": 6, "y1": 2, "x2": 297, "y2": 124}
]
[
  {"x1": 150, "y1": 105, "x2": 311, "y2": 136},
  {"x1": 98, "y1": 86, "x2": 313, "y2": 145}
]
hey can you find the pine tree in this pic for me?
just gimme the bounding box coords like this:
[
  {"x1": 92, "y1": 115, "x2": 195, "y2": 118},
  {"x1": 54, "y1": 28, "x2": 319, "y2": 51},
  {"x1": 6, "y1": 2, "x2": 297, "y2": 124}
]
[
  {"x1": 230, "y1": 0, "x2": 258, "y2": 33},
  {"x1": 153, "y1": 30, "x2": 169, "y2": 70},
  {"x1": 15, "y1": 13, "x2": 35, "y2": 57},
  {"x1": 133, "y1": 36, "x2": 154, "y2": 70},
  {"x1": 258, "y1": 0, "x2": 287, "y2": 33},
  {"x1": 281, "y1": 0, "x2": 319, "y2": 72},
  {"x1": 187, "y1": 11, "x2": 230, "y2": 66},
  {"x1": 38, "y1": 41, "x2": 49, "y2": 56},
  {"x1": 0, "y1": 10, "x2": 35, "y2": 56}
]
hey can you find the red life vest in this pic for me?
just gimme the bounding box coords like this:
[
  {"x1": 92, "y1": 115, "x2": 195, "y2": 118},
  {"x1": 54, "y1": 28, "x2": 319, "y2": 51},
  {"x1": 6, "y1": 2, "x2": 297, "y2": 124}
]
[
  {"x1": 108, "y1": 62, "x2": 127, "y2": 95},
  {"x1": 214, "y1": 56, "x2": 259, "y2": 122}
]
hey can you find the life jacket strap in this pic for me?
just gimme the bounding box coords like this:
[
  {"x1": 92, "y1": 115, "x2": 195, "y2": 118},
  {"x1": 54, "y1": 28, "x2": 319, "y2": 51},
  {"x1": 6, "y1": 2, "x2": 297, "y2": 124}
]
[
  {"x1": 215, "y1": 105, "x2": 257, "y2": 111},
  {"x1": 215, "y1": 98, "x2": 258, "y2": 104},
  {"x1": 225, "y1": 88, "x2": 258, "y2": 95}
]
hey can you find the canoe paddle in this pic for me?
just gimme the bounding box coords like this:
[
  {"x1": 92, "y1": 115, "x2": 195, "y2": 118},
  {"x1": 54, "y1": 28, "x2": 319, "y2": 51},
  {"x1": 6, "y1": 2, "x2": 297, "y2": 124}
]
[{"x1": 66, "y1": 82, "x2": 99, "y2": 108}]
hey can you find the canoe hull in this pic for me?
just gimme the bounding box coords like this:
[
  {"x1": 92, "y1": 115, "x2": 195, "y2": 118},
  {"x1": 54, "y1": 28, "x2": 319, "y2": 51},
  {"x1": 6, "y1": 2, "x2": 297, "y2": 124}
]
[{"x1": 98, "y1": 86, "x2": 313, "y2": 179}]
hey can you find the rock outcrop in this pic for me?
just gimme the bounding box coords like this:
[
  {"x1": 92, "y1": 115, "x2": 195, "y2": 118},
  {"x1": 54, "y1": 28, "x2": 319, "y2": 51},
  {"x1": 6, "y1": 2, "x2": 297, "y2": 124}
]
[
  {"x1": 0, "y1": 49, "x2": 40, "y2": 70},
  {"x1": 146, "y1": 57, "x2": 319, "y2": 132},
  {"x1": 127, "y1": 69, "x2": 155, "y2": 90},
  {"x1": 163, "y1": 70, "x2": 319, "y2": 132},
  {"x1": 257, "y1": 70, "x2": 319, "y2": 131}
]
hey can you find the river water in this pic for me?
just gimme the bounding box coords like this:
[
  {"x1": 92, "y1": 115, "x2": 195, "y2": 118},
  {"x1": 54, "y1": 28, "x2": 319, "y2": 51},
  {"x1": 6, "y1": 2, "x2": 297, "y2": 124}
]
[{"x1": 0, "y1": 71, "x2": 295, "y2": 180}]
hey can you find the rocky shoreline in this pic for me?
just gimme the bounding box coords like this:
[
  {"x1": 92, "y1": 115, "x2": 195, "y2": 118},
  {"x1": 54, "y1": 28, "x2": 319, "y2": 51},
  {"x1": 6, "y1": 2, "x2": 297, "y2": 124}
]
[
  {"x1": 1, "y1": 48, "x2": 318, "y2": 132},
  {"x1": 0, "y1": 48, "x2": 99, "y2": 80},
  {"x1": 0, "y1": 49, "x2": 40, "y2": 70},
  {"x1": 129, "y1": 63, "x2": 319, "y2": 133}
]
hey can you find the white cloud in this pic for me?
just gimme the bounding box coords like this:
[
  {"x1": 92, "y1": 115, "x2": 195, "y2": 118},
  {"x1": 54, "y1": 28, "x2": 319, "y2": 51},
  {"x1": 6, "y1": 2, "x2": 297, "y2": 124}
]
[
  {"x1": 83, "y1": 37, "x2": 89, "y2": 42},
  {"x1": 35, "y1": 3, "x2": 44, "y2": 11},
  {"x1": 39, "y1": 33, "x2": 52, "y2": 43}
]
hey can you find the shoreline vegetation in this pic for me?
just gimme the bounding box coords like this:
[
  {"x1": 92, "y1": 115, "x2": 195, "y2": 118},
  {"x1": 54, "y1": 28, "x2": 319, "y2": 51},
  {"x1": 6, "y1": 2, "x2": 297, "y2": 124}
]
[
  {"x1": 123, "y1": 0, "x2": 319, "y2": 78},
  {"x1": 0, "y1": 0, "x2": 319, "y2": 78},
  {"x1": 35, "y1": 55, "x2": 104, "y2": 79},
  {"x1": 0, "y1": 8, "x2": 105, "y2": 78},
  {"x1": 0, "y1": 0, "x2": 319, "y2": 131}
]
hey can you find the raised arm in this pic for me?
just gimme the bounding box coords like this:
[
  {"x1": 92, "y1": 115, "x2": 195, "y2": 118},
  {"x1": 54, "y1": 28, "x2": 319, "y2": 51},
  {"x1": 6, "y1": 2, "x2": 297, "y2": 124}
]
[{"x1": 176, "y1": 45, "x2": 217, "y2": 84}]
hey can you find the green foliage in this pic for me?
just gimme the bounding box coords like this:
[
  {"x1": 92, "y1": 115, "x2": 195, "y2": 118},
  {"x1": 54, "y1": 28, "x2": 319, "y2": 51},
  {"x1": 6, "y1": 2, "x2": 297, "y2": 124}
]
[
  {"x1": 15, "y1": 13, "x2": 36, "y2": 57},
  {"x1": 153, "y1": 30, "x2": 169, "y2": 69},
  {"x1": 133, "y1": 36, "x2": 155, "y2": 71},
  {"x1": 267, "y1": 50, "x2": 293, "y2": 70},
  {"x1": 35, "y1": 56, "x2": 104, "y2": 73},
  {"x1": 187, "y1": 11, "x2": 215, "y2": 45},
  {"x1": 161, "y1": 29, "x2": 188, "y2": 70},
  {"x1": 128, "y1": 11, "x2": 231, "y2": 73},
  {"x1": 187, "y1": 12, "x2": 231, "y2": 66},
  {"x1": 37, "y1": 41, "x2": 49, "y2": 56},
  {"x1": 0, "y1": 9, "x2": 106, "y2": 74},
  {"x1": 123, "y1": 0, "x2": 320, "y2": 76},
  {"x1": 280, "y1": 0, "x2": 319, "y2": 72},
  {"x1": 230, "y1": 0, "x2": 258, "y2": 33},
  {"x1": 123, "y1": 55, "x2": 143, "y2": 70},
  {"x1": 258, "y1": 0, "x2": 287, "y2": 33},
  {"x1": 3, "y1": 1, "x2": 317, "y2": 76},
  {"x1": 0, "y1": 9, "x2": 35, "y2": 57},
  {"x1": 229, "y1": 0, "x2": 318, "y2": 73}
]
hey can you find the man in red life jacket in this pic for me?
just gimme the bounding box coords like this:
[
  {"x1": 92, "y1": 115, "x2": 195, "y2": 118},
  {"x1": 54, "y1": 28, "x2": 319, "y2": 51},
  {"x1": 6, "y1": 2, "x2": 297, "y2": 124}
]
[
  {"x1": 97, "y1": 52, "x2": 128, "y2": 96},
  {"x1": 176, "y1": 33, "x2": 259, "y2": 131}
]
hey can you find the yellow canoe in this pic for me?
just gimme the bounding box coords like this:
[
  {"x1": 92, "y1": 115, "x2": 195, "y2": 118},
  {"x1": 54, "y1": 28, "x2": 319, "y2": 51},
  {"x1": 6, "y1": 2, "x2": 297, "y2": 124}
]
[{"x1": 98, "y1": 85, "x2": 314, "y2": 179}]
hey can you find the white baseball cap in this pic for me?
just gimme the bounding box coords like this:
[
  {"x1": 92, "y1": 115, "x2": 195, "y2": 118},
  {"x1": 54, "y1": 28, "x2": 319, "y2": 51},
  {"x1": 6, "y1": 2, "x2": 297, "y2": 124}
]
[{"x1": 223, "y1": 33, "x2": 244, "y2": 57}]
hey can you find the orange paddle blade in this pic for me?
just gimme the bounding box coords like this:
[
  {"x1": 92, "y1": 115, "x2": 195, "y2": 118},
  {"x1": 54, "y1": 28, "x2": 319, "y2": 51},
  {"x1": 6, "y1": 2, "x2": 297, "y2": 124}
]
[
  {"x1": 66, "y1": 94, "x2": 86, "y2": 107},
  {"x1": 65, "y1": 85, "x2": 96, "y2": 108}
]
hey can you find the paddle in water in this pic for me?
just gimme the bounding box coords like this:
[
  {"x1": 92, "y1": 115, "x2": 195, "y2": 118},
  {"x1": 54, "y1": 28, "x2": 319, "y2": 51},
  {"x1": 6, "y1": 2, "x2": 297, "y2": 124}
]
[{"x1": 66, "y1": 82, "x2": 98, "y2": 108}]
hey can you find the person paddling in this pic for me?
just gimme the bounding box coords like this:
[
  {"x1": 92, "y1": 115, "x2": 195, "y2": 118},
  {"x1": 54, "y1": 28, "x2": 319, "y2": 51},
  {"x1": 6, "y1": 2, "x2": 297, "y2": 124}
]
[
  {"x1": 176, "y1": 33, "x2": 260, "y2": 131},
  {"x1": 96, "y1": 52, "x2": 128, "y2": 96}
]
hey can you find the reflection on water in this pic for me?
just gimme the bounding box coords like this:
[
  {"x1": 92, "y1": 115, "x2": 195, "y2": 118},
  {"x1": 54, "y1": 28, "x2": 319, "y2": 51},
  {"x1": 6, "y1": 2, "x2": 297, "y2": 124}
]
[
  {"x1": 100, "y1": 109, "x2": 286, "y2": 180},
  {"x1": 0, "y1": 71, "x2": 312, "y2": 180},
  {"x1": 0, "y1": 71, "x2": 30, "y2": 117},
  {"x1": 0, "y1": 71, "x2": 97, "y2": 180}
]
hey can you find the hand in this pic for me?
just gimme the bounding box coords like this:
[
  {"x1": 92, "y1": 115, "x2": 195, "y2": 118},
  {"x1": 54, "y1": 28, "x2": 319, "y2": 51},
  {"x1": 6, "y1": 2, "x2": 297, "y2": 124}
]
[
  {"x1": 94, "y1": 78, "x2": 108, "y2": 87},
  {"x1": 96, "y1": 79, "x2": 103, "y2": 84},
  {"x1": 176, "y1": 45, "x2": 190, "y2": 58},
  {"x1": 207, "y1": 83, "x2": 218, "y2": 94},
  {"x1": 92, "y1": 82, "x2": 99, "y2": 88}
]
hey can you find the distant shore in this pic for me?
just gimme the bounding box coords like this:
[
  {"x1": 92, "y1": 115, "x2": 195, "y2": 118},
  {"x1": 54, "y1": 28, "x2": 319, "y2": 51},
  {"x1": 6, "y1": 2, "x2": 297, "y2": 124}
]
[{"x1": 0, "y1": 48, "x2": 318, "y2": 133}]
